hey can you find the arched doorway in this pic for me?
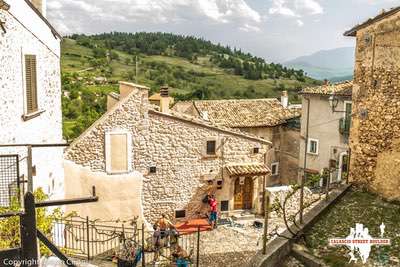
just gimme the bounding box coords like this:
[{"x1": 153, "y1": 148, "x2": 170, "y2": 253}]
[{"x1": 234, "y1": 177, "x2": 253, "y2": 210}]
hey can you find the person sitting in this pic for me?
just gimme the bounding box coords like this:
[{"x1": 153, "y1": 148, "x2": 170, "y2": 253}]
[{"x1": 172, "y1": 245, "x2": 189, "y2": 267}]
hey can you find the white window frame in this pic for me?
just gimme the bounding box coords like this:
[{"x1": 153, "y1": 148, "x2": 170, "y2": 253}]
[
  {"x1": 307, "y1": 138, "x2": 319, "y2": 155},
  {"x1": 271, "y1": 162, "x2": 279, "y2": 176},
  {"x1": 105, "y1": 130, "x2": 132, "y2": 174}
]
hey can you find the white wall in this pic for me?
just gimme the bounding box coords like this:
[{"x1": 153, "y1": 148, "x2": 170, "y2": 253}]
[
  {"x1": 299, "y1": 95, "x2": 349, "y2": 181},
  {"x1": 0, "y1": 1, "x2": 63, "y2": 199}
]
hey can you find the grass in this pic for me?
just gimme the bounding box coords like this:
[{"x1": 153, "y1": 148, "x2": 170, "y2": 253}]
[
  {"x1": 304, "y1": 188, "x2": 400, "y2": 266},
  {"x1": 61, "y1": 38, "x2": 320, "y2": 139},
  {"x1": 61, "y1": 38, "x2": 319, "y2": 99}
]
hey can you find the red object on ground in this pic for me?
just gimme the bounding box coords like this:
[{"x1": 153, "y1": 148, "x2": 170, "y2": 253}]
[{"x1": 174, "y1": 218, "x2": 212, "y2": 235}]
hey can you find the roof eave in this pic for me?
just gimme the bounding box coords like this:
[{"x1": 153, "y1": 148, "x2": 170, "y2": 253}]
[
  {"x1": 23, "y1": 0, "x2": 62, "y2": 40},
  {"x1": 343, "y1": 6, "x2": 400, "y2": 37}
]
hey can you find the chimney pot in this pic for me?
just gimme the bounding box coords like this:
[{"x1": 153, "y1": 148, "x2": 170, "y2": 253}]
[
  {"x1": 160, "y1": 86, "x2": 169, "y2": 97},
  {"x1": 281, "y1": 90, "x2": 288, "y2": 108},
  {"x1": 159, "y1": 86, "x2": 170, "y2": 114}
]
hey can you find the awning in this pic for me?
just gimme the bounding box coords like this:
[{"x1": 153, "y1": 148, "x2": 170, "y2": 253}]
[{"x1": 226, "y1": 163, "x2": 270, "y2": 177}]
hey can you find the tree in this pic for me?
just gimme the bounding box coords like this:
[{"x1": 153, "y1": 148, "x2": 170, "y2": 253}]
[
  {"x1": 268, "y1": 174, "x2": 325, "y2": 244},
  {"x1": 0, "y1": 188, "x2": 63, "y2": 255},
  {"x1": 109, "y1": 51, "x2": 120, "y2": 61}
]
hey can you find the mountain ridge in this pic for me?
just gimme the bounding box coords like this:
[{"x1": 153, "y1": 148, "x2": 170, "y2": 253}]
[{"x1": 285, "y1": 47, "x2": 355, "y2": 81}]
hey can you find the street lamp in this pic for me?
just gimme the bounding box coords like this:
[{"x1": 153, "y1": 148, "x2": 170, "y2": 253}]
[{"x1": 329, "y1": 94, "x2": 339, "y2": 112}]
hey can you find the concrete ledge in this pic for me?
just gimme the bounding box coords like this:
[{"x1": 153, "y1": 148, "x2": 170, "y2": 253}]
[
  {"x1": 291, "y1": 244, "x2": 327, "y2": 267},
  {"x1": 250, "y1": 184, "x2": 351, "y2": 267}
]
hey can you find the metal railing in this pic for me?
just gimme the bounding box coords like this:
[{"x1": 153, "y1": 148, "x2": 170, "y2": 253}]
[{"x1": 51, "y1": 217, "x2": 201, "y2": 266}]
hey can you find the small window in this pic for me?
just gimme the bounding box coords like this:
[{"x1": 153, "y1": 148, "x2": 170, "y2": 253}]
[
  {"x1": 206, "y1": 140, "x2": 216, "y2": 155},
  {"x1": 271, "y1": 162, "x2": 279, "y2": 176},
  {"x1": 217, "y1": 180, "x2": 223, "y2": 189},
  {"x1": 25, "y1": 55, "x2": 38, "y2": 114},
  {"x1": 221, "y1": 201, "x2": 229, "y2": 212},
  {"x1": 175, "y1": 210, "x2": 186, "y2": 218},
  {"x1": 149, "y1": 166, "x2": 157, "y2": 173},
  {"x1": 253, "y1": 147, "x2": 260, "y2": 154},
  {"x1": 105, "y1": 131, "x2": 132, "y2": 174},
  {"x1": 307, "y1": 138, "x2": 319, "y2": 155}
]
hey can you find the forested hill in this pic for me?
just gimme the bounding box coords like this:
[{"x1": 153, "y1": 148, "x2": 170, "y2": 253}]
[
  {"x1": 69, "y1": 32, "x2": 309, "y2": 82},
  {"x1": 61, "y1": 32, "x2": 320, "y2": 140}
]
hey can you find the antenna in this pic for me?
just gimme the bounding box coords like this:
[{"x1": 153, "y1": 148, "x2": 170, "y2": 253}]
[{"x1": 135, "y1": 55, "x2": 138, "y2": 83}]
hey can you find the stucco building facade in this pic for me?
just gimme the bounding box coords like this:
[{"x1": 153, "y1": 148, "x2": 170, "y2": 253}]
[
  {"x1": 299, "y1": 82, "x2": 352, "y2": 186},
  {"x1": 64, "y1": 82, "x2": 272, "y2": 224},
  {"x1": 345, "y1": 7, "x2": 400, "y2": 200},
  {"x1": 0, "y1": 0, "x2": 64, "y2": 201}
]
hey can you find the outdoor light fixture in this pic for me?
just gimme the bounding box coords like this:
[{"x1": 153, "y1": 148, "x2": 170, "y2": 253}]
[
  {"x1": 328, "y1": 94, "x2": 347, "y2": 113},
  {"x1": 328, "y1": 94, "x2": 339, "y2": 112}
]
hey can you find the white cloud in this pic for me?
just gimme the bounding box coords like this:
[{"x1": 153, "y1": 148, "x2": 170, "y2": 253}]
[
  {"x1": 296, "y1": 19, "x2": 304, "y2": 26},
  {"x1": 295, "y1": 0, "x2": 323, "y2": 15},
  {"x1": 269, "y1": 0, "x2": 298, "y2": 17},
  {"x1": 239, "y1": 23, "x2": 261, "y2": 32},
  {"x1": 47, "y1": 0, "x2": 262, "y2": 34},
  {"x1": 269, "y1": 0, "x2": 323, "y2": 17}
]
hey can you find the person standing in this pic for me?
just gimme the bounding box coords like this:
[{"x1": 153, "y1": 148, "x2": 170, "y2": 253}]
[{"x1": 208, "y1": 195, "x2": 218, "y2": 229}]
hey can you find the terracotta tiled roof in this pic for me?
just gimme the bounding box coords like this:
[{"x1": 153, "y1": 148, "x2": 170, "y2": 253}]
[
  {"x1": 226, "y1": 163, "x2": 270, "y2": 176},
  {"x1": 149, "y1": 108, "x2": 272, "y2": 145},
  {"x1": 104, "y1": 90, "x2": 272, "y2": 145},
  {"x1": 173, "y1": 99, "x2": 300, "y2": 128},
  {"x1": 344, "y1": 6, "x2": 400, "y2": 37},
  {"x1": 301, "y1": 81, "x2": 353, "y2": 97}
]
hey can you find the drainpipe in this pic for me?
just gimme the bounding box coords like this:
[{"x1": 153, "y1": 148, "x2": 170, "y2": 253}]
[{"x1": 299, "y1": 96, "x2": 310, "y2": 224}]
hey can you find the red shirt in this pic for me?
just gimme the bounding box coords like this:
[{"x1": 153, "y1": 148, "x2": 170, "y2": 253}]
[{"x1": 210, "y1": 199, "x2": 217, "y2": 212}]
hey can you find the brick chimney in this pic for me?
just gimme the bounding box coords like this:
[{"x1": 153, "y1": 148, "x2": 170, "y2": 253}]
[
  {"x1": 160, "y1": 86, "x2": 170, "y2": 113},
  {"x1": 281, "y1": 91, "x2": 288, "y2": 108},
  {"x1": 31, "y1": 0, "x2": 46, "y2": 17}
]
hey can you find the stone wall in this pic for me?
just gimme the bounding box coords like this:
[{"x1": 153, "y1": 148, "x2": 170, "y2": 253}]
[
  {"x1": 0, "y1": 6, "x2": 63, "y2": 198},
  {"x1": 65, "y1": 83, "x2": 270, "y2": 223},
  {"x1": 349, "y1": 12, "x2": 400, "y2": 200}
]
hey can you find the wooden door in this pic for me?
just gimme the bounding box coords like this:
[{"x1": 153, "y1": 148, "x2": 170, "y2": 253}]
[
  {"x1": 243, "y1": 177, "x2": 253, "y2": 210},
  {"x1": 234, "y1": 177, "x2": 253, "y2": 210},
  {"x1": 234, "y1": 178, "x2": 243, "y2": 210}
]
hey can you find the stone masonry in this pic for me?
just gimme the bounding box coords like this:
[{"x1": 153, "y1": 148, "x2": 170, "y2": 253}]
[
  {"x1": 346, "y1": 9, "x2": 400, "y2": 200},
  {"x1": 65, "y1": 82, "x2": 271, "y2": 224}
]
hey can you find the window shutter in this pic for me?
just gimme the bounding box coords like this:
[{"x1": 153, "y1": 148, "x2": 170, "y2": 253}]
[{"x1": 25, "y1": 55, "x2": 38, "y2": 114}]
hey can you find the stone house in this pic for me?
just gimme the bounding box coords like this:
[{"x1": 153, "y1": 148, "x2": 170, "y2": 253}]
[
  {"x1": 0, "y1": 0, "x2": 64, "y2": 201},
  {"x1": 299, "y1": 81, "x2": 352, "y2": 185},
  {"x1": 172, "y1": 92, "x2": 301, "y2": 185},
  {"x1": 344, "y1": 6, "x2": 400, "y2": 200},
  {"x1": 64, "y1": 82, "x2": 272, "y2": 224}
]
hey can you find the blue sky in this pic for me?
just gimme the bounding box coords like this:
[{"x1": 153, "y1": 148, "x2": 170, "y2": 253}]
[{"x1": 47, "y1": 0, "x2": 399, "y2": 62}]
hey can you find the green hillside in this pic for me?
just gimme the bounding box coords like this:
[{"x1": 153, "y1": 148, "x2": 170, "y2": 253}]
[{"x1": 61, "y1": 33, "x2": 320, "y2": 140}]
